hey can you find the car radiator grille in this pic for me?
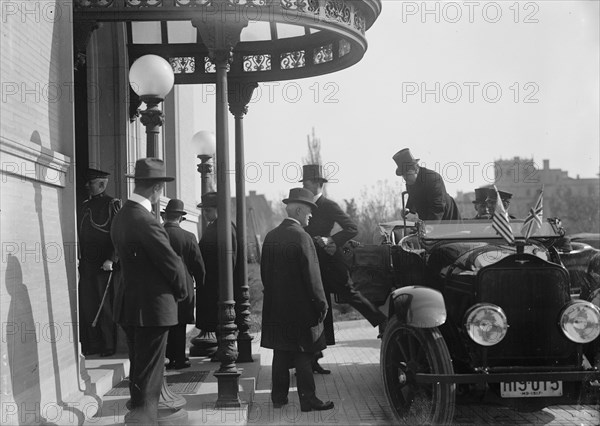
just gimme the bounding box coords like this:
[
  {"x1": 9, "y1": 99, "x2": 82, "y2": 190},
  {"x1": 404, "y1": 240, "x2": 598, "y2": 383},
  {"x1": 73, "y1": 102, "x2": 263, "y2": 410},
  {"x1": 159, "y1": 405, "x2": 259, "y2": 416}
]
[{"x1": 478, "y1": 265, "x2": 573, "y2": 363}]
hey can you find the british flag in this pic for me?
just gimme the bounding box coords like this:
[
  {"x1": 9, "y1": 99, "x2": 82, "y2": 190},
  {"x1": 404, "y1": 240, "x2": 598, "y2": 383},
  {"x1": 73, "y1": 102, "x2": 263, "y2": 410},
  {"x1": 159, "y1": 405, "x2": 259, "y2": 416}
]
[{"x1": 522, "y1": 188, "x2": 544, "y2": 241}]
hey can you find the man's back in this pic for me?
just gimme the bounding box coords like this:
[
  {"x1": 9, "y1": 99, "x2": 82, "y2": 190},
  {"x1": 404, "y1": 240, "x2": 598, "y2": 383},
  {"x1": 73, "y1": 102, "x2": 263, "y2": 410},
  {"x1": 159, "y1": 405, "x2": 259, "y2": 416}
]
[{"x1": 111, "y1": 200, "x2": 183, "y2": 327}]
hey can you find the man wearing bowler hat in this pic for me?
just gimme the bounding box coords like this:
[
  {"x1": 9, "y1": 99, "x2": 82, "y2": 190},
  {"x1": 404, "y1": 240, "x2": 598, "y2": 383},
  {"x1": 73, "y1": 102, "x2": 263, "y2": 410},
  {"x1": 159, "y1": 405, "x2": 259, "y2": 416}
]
[
  {"x1": 195, "y1": 191, "x2": 238, "y2": 358},
  {"x1": 302, "y1": 164, "x2": 386, "y2": 374},
  {"x1": 110, "y1": 158, "x2": 187, "y2": 424},
  {"x1": 392, "y1": 148, "x2": 461, "y2": 222},
  {"x1": 78, "y1": 167, "x2": 121, "y2": 357},
  {"x1": 161, "y1": 199, "x2": 206, "y2": 370},
  {"x1": 261, "y1": 187, "x2": 333, "y2": 412}
]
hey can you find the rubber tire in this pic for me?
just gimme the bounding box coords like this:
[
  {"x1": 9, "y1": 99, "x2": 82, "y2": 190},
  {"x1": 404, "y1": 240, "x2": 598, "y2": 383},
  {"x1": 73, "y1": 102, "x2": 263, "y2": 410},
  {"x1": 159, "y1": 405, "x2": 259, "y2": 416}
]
[{"x1": 381, "y1": 316, "x2": 455, "y2": 425}]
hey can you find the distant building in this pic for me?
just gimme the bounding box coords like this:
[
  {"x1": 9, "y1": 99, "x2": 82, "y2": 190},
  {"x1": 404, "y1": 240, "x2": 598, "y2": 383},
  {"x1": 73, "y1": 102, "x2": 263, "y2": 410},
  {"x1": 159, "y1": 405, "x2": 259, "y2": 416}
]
[{"x1": 494, "y1": 157, "x2": 600, "y2": 218}]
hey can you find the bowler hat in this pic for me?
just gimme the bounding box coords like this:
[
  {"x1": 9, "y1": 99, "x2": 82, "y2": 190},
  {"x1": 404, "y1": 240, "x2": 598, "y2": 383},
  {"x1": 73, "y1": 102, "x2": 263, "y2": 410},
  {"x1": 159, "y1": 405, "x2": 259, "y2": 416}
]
[
  {"x1": 126, "y1": 158, "x2": 174, "y2": 181},
  {"x1": 299, "y1": 164, "x2": 328, "y2": 183},
  {"x1": 282, "y1": 187, "x2": 317, "y2": 209},
  {"x1": 472, "y1": 187, "x2": 488, "y2": 204},
  {"x1": 84, "y1": 168, "x2": 110, "y2": 182},
  {"x1": 393, "y1": 148, "x2": 420, "y2": 176},
  {"x1": 197, "y1": 191, "x2": 218, "y2": 208},
  {"x1": 162, "y1": 198, "x2": 187, "y2": 215}
]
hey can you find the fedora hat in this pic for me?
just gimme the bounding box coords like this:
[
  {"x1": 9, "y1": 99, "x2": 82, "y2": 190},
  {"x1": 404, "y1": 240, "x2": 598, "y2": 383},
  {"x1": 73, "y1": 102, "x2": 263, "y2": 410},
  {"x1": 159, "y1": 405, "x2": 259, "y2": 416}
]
[
  {"x1": 126, "y1": 158, "x2": 174, "y2": 181},
  {"x1": 299, "y1": 164, "x2": 328, "y2": 183},
  {"x1": 84, "y1": 168, "x2": 110, "y2": 182},
  {"x1": 392, "y1": 148, "x2": 420, "y2": 176},
  {"x1": 162, "y1": 198, "x2": 187, "y2": 215},
  {"x1": 282, "y1": 187, "x2": 317, "y2": 209},
  {"x1": 197, "y1": 191, "x2": 218, "y2": 208}
]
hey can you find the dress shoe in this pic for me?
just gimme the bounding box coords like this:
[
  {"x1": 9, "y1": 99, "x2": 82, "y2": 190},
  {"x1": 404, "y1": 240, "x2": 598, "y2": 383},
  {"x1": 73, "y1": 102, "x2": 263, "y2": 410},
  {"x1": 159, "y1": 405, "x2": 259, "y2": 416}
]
[
  {"x1": 312, "y1": 362, "x2": 331, "y2": 374},
  {"x1": 300, "y1": 398, "x2": 334, "y2": 412},
  {"x1": 166, "y1": 359, "x2": 191, "y2": 370},
  {"x1": 271, "y1": 397, "x2": 288, "y2": 408}
]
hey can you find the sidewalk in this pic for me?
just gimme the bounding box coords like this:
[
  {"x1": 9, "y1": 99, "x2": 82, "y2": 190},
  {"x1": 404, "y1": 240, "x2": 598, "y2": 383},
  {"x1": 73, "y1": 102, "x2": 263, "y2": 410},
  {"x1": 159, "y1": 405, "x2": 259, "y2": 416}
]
[{"x1": 84, "y1": 320, "x2": 599, "y2": 425}]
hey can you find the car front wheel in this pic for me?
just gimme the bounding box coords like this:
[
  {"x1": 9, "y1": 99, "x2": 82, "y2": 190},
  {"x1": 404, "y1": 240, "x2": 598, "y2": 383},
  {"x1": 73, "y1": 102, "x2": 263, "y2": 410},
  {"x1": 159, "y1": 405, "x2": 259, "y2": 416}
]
[{"x1": 381, "y1": 316, "x2": 455, "y2": 425}]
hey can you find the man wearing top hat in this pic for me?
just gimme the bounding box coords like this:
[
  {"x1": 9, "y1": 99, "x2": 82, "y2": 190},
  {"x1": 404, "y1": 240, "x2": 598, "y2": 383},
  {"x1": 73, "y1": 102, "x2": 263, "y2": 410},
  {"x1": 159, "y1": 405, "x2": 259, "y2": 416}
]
[
  {"x1": 78, "y1": 168, "x2": 121, "y2": 357},
  {"x1": 260, "y1": 187, "x2": 334, "y2": 412},
  {"x1": 161, "y1": 199, "x2": 206, "y2": 370},
  {"x1": 302, "y1": 164, "x2": 386, "y2": 374},
  {"x1": 195, "y1": 191, "x2": 238, "y2": 356},
  {"x1": 471, "y1": 187, "x2": 492, "y2": 219},
  {"x1": 110, "y1": 158, "x2": 187, "y2": 425},
  {"x1": 392, "y1": 148, "x2": 461, "y2": 222}
]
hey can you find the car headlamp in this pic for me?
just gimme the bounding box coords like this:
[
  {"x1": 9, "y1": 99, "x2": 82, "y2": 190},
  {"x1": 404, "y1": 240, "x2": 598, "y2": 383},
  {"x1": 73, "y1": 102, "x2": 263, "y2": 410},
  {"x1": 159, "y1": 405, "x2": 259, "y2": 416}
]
[
  {"x1": 464, "y1": 303, "x2": 509, "y2": 346},
  {"x1": 559, "y1": 301, "x2": 600, "y2": 344}
]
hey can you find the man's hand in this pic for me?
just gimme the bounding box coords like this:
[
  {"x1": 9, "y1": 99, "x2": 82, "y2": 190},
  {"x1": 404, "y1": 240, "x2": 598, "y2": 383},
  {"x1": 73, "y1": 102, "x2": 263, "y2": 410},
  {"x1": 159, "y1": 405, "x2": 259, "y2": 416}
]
[
  {"x1": 323, "y1": 238, "x2": 337, "y2": 255},
  {"x1": 101, "y1": 259, "x2": 114, "y2": 271},
  {"x1": 318, "y1": 308, "x2": 328, "y2": 324}
]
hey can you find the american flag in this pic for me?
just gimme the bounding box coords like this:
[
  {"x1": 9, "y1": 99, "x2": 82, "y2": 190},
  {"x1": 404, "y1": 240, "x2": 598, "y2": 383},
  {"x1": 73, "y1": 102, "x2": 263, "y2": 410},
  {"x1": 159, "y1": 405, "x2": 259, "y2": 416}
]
[
  {"x1": 522, "y1": 188, "x2": 544, "y2": 241},
  {"x1": 492, "y1": 186, "x2": 515, "y2": 244}
]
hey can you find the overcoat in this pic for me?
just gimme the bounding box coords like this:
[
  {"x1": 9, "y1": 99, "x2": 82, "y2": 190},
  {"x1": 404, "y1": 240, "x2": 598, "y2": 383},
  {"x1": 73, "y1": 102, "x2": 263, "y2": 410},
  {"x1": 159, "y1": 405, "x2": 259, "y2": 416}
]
[
  {"x1": 260, "y1": 218, "x2": 328, "y2": 353},
  {"x1": 305, "y1": 195, "x2": 358, "y2": 344},
  {"x1": 110, "y1": 200, "x2": 187, "y2": 327},
  {"x1": 164, "y1": 222, "x2": 205, "y2": 324},
  {"x1": 406, "y1": 166, "x2": 461, "y2": 222},
  {"x1": 196, "y1": 218, "x2": 237, "y2": 332}
]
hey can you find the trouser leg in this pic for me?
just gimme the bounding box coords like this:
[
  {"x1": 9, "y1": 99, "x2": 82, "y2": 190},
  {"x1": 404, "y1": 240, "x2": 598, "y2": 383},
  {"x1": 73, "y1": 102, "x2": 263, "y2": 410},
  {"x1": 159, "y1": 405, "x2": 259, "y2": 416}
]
[
  {"x1": 94, "y1": 271, "x2": 116, "y2": 351},
  {"x1": 123, "y1": 325, "x2": 170, "y2": 425},
  {"x1": 271, "y1": 350, "x2": 292, "y2": 403},
  {"x1": 78, "y1": 264, "x2": 101, "y2": 353},
  {"x1": 294, "y1": 351, "x2": 316, "y2": 404},
  {"x1": 166, "y1": 323, "x2": 187, "y2": 363}
]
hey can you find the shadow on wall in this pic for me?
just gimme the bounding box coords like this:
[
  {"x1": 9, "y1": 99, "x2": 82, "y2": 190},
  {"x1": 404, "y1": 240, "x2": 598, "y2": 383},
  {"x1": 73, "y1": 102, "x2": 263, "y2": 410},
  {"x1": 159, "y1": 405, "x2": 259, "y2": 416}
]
[{"x1": 4, "y1": 254, "x2": 49, "y2": 425}]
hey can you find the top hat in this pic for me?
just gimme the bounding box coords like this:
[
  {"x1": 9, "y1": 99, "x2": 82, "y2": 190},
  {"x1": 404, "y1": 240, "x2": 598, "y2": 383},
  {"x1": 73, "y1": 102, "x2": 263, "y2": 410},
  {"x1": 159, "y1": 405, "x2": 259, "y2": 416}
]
[
  {"x1": 282, "y1": 187, "x2": 317, "y2": 209},
  {"x1": 197, "y1": 191, "x2": 218, "y2": 208},
  {"x1": 162, "y1": 198, "x2": 187, "y2": 215},
  {"x1": 126, "y1": 158, "x2": 174, "y2": 181},
  {"x1": 472, "y1": 187, "x2": 489, "y2": 204},
  {"x1": 84, "y1": 168, "x2": 110, "y2": 182},
  {"x1": 392, "y1": 148, "x2": 420, "y2": 176},
  {"x1": 299, "y1": 164, "x2": 328, "y2": 183}
]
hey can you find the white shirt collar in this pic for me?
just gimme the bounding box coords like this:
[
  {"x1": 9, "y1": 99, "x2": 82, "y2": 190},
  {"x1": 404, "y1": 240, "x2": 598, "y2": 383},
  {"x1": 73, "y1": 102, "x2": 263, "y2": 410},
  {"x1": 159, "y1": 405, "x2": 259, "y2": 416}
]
[
  {"x1": 129, "y1": 193, "x2": 152, "y2": 213},
  {"x1": 285, "y1": 217, "x2": 301, "y2": 226},
  {"x1": 314, "y1": 193, "x2": 323, "y2": 202}
]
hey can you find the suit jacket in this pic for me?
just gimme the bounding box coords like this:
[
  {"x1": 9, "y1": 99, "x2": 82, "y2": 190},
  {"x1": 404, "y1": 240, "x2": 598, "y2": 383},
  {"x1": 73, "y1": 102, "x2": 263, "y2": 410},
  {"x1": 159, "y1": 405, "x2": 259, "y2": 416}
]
[
  {"x1": 79, "y1": 192, "x2": 121, "y2": 268},
  {"x1": 164, "y1": 222, "x2": 206, "y2": 324},
  {"x1": 196, "y1": 218, "x2": 237, "y2": 332},
  {"x1": 110, "y1": 200, "x2": 187, "y2": 327},
  {"x1": 260, "y1": 219, "x2": 328, "y2": 352},
  {"x1": 304, "y1": 195, "x2": 358, "y2": 247},
  {"x1": 406, "y1": 167, "x2": 461, "y2": 222}
]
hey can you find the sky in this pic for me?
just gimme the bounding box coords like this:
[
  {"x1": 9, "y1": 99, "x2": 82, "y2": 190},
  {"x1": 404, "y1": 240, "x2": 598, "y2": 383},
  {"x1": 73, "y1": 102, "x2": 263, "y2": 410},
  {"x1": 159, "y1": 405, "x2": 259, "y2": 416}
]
[{"x1": 193, "y1": 1, "x2": 600, "y2": 207}]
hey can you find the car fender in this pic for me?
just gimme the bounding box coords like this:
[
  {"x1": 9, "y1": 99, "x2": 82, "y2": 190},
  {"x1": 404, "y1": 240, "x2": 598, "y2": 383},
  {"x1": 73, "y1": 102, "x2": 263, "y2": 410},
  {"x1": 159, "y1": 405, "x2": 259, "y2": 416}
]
[{"x1": 387, "y1": 286, "x2": 447, "y2": 328}]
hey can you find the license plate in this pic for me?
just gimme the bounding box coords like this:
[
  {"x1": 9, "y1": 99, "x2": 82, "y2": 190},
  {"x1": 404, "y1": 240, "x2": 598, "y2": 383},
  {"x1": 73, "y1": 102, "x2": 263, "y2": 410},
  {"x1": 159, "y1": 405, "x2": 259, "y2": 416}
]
[{"x1": 501, "y1": 381, "x2": 563, "y2": 398}]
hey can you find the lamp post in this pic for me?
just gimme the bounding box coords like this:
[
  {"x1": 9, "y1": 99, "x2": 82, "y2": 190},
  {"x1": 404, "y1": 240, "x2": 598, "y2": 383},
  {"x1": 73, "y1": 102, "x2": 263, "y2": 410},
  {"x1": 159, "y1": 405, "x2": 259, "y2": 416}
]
[
  {"x1": 129, "y1": 54, "x2": 174, "y2": 158},
  {"x1": 128, "y1": 54, "x2": 185, "y2": 424},
  {"x1": 192, "y1": 130, "x2": 216, "y2": 234}
]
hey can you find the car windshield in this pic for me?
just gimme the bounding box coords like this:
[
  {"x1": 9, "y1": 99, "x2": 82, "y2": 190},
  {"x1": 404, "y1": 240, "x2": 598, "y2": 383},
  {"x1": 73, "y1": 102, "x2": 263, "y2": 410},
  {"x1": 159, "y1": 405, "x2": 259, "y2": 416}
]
[{"x1": 421, "y1": 220, "x2": 562, "y2": 240}]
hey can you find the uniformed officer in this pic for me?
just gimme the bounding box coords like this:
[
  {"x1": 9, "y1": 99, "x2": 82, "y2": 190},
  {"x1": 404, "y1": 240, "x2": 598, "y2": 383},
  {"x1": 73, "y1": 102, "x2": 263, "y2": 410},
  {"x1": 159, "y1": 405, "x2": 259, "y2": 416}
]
[
  {"x1": 471, "y1": 187, "x2": 491, "y2": 219},
  {"x1": 78, "y1": 168, "x2": 121, "y2": 356},
  {"x1": 485, "y1": 188, "x2": 516, "y2": 219}
]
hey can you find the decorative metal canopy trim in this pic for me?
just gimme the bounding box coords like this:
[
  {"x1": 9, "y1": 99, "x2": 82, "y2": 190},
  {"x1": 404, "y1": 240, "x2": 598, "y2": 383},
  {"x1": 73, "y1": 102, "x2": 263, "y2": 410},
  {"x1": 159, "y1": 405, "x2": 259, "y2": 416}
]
[{"x1": 74, "y1": 0, "x2": 382, "y2": 83}]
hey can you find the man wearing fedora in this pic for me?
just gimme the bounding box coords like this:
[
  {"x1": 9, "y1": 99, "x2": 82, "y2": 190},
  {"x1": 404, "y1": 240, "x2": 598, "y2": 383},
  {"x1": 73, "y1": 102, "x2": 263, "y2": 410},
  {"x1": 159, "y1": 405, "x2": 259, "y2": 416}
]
[
  {"x1": 302, "y1": 164, "x2": 386, "y2": 374},
  {"x1": 195, "y1": 191, "x2": 238, "y2": 357},
  {"x1": 110, "y1": 158, "x2": 187, "y2": 424},
  {"x1": 162, "y1": 199, "x2": 206, "y2": 370},
  {"x1": 392, "y1": 149, "x2": 461, "y2": 222},
  {"x1": 78, "y1": 167, "x2": 121, "y2": 357},
  {"x1": 260, "y1": 187, "x2": 334, "y2": 412}
]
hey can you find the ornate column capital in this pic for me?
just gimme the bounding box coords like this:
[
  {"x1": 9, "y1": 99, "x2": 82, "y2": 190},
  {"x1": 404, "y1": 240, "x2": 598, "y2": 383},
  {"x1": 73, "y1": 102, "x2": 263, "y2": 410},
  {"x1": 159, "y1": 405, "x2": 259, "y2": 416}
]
[
  {"x1": 192, "y1": 16, "x2": 248, "y2": 64},
  {"x1": 228, "y1": 81, "x2": 259, "y2": 117}
]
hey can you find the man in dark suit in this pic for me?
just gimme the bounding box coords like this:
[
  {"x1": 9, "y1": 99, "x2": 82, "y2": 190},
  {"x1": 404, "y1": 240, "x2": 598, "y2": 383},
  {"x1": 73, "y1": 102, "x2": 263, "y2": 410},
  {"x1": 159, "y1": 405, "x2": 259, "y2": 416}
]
[
  {"x1": 195, "y1": 191, "x2": 237, "y2": 349},
  {"x1": 393, "y1": 148, "x2": 461, "y2": 222},
  {"x1": 110, "y1": 158, "x2": 187, "y2": 425},
  {"x1": 162, "y1": 199, "x2": 205, "y2": 370},
  {"x1": 261, "y1": 187, "x2": 334, "y2": 412},
  {"x1": 471, "y1": 187, "x2": 491, "y2": 219},
  {"x1": 78, "y1": 168, "x2": 121, "y2": 357},
  {"x1": 302, "y1": 164, "x2": 386, "y2": 374}
]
